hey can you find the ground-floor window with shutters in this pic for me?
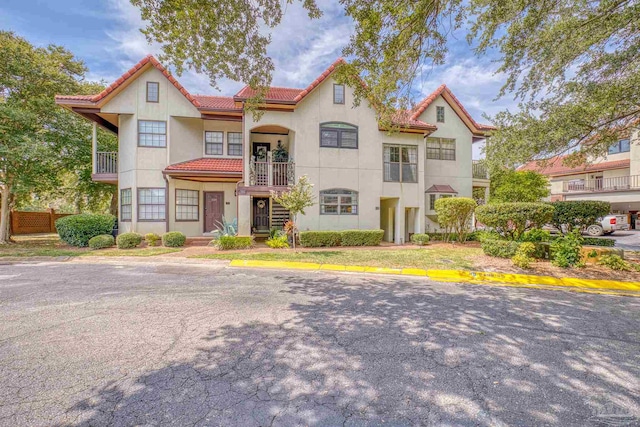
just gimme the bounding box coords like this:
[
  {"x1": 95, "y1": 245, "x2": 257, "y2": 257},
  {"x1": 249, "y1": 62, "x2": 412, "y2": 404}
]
[
  {"x1": 320, "y1": 189, "x2": 358, "y2": 215},
  {"x1": 175, "y1": 189, "x2": 199, "y2": 221},
  {"x1": 120, "y1": 188, "x2": 132, "y2": 221},
  {"x1": 138, "y1": 188, "x2": 166, "y2": 221}
]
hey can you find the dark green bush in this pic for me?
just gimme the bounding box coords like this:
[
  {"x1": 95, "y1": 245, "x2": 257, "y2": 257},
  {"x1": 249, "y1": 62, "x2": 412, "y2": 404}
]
[
  {"x1": 481, "y1": 239, "x2": 522, "y2": 258},
  {"x1": 512, "y1": 242, "x2": 537, "y2": 268},
  {"x1": 88, "y1": 234, "x2": 115, "y2": 250},
  {"x1": 546, "y1": 235, "x2": 615, "y2": 247},
  {"x1": 162, "y1": 231, "x2": 186, "y2": 247},
  {"x1": 520, "y1": 228, "x2": 551, "y2": 243},
  {"x1": 428, "y1": 231, "x2": 479, "y2": 242},
  {"x1": 410, "y1": 233, "x2": 430, "y2": 246},
  {"x1": 56, "y1": 214, "x2": 116, "y2": 247},
  {"x1": 550, "y1": 200, "x2": 611, "y2": 233},
  {"x1": 550, "y1": 231, "x2": 583, "y2": 268},
  {"x1": 145, "y1": 233, "x2": 161, "y2": 246},
  {"x1": 475, "y1": 203, "x2": 554, "y2": 241},
  {"x1": 340, "y1": 230, "x2": 384, "y2": 246},
  {"x1": 597, "y1": 254, "x2": 631, "y2": 271},
  {"x1": 299, "y1": 231, "x2": 342, "y2": 247},
  {"x1": 214, "y1": 235, "x2": 254, "y2": 250},
  {"x1": 116, "y1": 232, "x2": 143, "y2": 249}
]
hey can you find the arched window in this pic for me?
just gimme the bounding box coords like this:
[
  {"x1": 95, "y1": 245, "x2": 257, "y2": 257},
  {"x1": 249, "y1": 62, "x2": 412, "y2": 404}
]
[
  {"x1": 319, "y1": 122, "x2": 358, "y2": 149},
  {"x1": 320, "y1": 189, "x2": 358, "y2": 215}
]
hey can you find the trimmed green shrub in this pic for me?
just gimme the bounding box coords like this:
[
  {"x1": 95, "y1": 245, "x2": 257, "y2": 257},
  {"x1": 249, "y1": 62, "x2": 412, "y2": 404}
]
[
  {"x1": 162, "y1": 231, "x2": 186, "y2": 247},
  {"x1": 550, "y1": 231, "x2": 583, "y2": 268},
  {"x1": 340, "y1": 230, "x2": 384, "y2": 246},
  {"x1": 145, "y1": 233, "x2": 161, "y2": 246},
  {"x1": 520, "y1": 228, "x2": 551, "y2": 243},
  {"x1": 56, "y1": 214, "x2": 116, "y2": 247},
  {"x1": 550, "y1": 200, "x2": 611, "y2": 234},
  {"x1": 266, "y1": 235, "x2": 289, "y2": 249},
  {"x1": 299, "y1": 231, "x2": 342, "y2": 247},
  {"x1": 88, "y1": 234, "x2": 115, "y2": 250},
  {"x1": 116, "y1": 232, "x2": 143, "y2": 249},
  {"x1": 473, "y1": 230, "x2": 499, "y2": 243},
  {"x1": 546, "y1": 235, "x2": 615, "y2": 247},
  {"x1": 475, "y1": 202, "x2": 554, "y2": 241},
  {"x1": 597, "y1": 254, "x2": 631, "y2": 271},
  {"x1": 411, "y1": 233, "x2": 430, "y2": 246},
  {"x1": 214, "y1": 235, "x2": 254, "y2": 250},
  {"x1": 481, "y1": 239, "x2": 522, "y2": 258},
  {"x1": 434, "y1": 197, "x2": 477, "y2": 243},
  {"x1": 511, "y1": 242, "x2": 536, "y2": 268},
  {"x1": 428, "y1": 231, "x2": 480, "y2": 242}
]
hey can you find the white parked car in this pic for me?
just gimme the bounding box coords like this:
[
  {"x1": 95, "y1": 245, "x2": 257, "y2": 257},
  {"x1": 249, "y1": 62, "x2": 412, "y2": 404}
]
[{"x1": 585, "y1": 214, "x2": 629, "y2": 236}]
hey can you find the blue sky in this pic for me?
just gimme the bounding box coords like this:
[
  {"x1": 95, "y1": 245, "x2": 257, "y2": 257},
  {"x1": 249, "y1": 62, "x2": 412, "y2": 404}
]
[{"x1": 1, "y1": 0, "x2": 517, "y2": 156}]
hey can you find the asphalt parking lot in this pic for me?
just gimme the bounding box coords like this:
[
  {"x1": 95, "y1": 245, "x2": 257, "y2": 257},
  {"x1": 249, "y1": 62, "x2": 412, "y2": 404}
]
[
  {"x1": 603, "y1": 229, "x2": 640, "y2": 250},
  {"x1": 0, "y1": 261, "x2": 638, "y2": 426}
]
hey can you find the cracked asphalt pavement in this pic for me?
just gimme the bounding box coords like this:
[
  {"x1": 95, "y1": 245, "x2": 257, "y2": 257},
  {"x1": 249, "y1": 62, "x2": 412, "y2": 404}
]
[{"x1": 0, "y1": 261, "x2": 639, "y2": 426}]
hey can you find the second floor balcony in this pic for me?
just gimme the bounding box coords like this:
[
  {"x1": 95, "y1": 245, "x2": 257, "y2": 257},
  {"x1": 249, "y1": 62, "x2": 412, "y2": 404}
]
[
  {"x1": 249, "y1": 155, "x2": 295, "y2": 187},
  {"x1": 93, "y1": 151, "x2": 118, "y2": 184},
  {"x1": 563, "y1": 175, "x2": 640, "y2": 193},
  {"x1": 472, "y1": 161, "x2": 489, "y2": 180}
]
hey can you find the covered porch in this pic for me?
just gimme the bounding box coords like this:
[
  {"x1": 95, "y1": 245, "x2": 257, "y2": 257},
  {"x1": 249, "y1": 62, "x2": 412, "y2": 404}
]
[{"x1": 247, "y1": 125, "x2": 295, "y2": 188}]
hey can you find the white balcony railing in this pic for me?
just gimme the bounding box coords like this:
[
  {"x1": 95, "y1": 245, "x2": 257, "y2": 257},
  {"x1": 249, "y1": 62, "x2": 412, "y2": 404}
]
[
  {"x1": 563, "y1": 175, "x2": 640, "y2": 192},
  {"x1": 96, "y1": 151, "x2": 117, "y2": 174},
  {"x1": 249, "y1": 157, "x2": 295, "y2": 186}
]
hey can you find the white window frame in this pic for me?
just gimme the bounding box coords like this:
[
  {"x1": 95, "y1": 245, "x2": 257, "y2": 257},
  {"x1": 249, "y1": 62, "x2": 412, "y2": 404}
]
[
  {"x1": 175, "y1": 189, "x2": 199, "y2": 222},
  {"x1": 120, "y1": 188, "x2": 132, "y2": 222},
  {"x1": 138, "y1": 120, "x2": 167, "y2": 147},
  {"x1": 227, "y1": 132, "x2": 242, "y2": 156},
  {"x1": 204, "y1": 131, "x2": 224, "y2": 156},
  {"x1": 137, "y1": 188, "x2": 166, "y2": 221}
]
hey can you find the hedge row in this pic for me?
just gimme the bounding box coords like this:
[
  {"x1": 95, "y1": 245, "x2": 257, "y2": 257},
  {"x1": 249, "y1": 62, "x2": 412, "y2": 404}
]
[
  {"x1": 56, "y1": 214, "x2": 116, "y2": 247},
  {"x1": 213, "y1": 235, "x2": 254, "y2": 250},
  {"x1": 299, "y1": 230, "x2": 384, "y2": 247}
]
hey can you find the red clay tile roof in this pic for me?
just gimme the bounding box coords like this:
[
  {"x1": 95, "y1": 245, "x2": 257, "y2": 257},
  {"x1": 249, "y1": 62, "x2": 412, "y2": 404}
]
[
  {"x1": 518, "y1": 156, "x2": 630, "y2": 177},
  {"x1": 294, "y1": 58, "x2": 346, "y2": 102},
  {"x1": 234, "y1": 86, "x2": 303, "y2": 102},
  {"x1": 193, "y1": 95, "x2": 240, "y2": 111},
  {"x1": 165, "y1": 158, "x2": 243, "y2": 174},
  {"x1": 411, "y1": 84, "x2": 496, "y2": 133},
  {"x1": 425, "y1": 184, "x2": 458, "y2": 194},
  {"x1": 392, "y1": 110, "x2": 437, "y2": 130}
]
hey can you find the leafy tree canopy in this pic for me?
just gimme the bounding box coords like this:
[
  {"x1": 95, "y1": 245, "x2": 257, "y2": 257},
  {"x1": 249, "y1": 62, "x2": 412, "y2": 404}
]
[
  {"x1": 131, "y1": 0, "x2": 639, "y2": 158},
  {"x1": 490, "y1": 170, "x2": 550, "y2": 203}
]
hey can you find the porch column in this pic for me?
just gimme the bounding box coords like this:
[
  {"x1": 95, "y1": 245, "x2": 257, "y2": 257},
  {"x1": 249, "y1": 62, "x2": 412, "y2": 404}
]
[{"x1": 92, "y1": 122, "x2": 97, "y2": 175}]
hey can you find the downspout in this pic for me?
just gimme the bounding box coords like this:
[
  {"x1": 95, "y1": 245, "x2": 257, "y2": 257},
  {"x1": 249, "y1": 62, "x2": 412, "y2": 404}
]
[{"x1": 163, "y1": 174, "x2": 170, "y2": 233}]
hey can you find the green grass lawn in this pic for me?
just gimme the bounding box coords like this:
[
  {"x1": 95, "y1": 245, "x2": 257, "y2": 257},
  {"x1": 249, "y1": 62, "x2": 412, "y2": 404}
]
[
  {"x1": 1, "y1": 234, "x2": 181, "y2": 258},
  {"x1": 193, "y1": 247, "x2": 482, "y2": 270}
]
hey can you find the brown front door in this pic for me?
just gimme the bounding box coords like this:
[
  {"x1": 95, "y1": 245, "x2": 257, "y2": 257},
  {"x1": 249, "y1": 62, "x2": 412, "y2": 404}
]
[
  {"x1": 253, "y1": 198, "x2": 270, "y2": 233},
  {"x1": 204, "y1": 191, "x2": 224, "y2": 232}
]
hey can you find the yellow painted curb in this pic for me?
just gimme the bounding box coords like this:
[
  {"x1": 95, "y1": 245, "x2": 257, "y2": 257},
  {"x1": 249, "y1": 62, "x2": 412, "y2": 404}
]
[{"x1": 227, "y1": 259, "x2": 640, "y2": 294}]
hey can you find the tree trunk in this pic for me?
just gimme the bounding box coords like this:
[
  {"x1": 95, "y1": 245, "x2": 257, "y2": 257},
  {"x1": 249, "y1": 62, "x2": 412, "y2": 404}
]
[
  {"x1": 0, "y1": 185, "x2": 11, "y2": 244},
  {"x1": 109, "y1": 189, "x2": 118, "y2": 216}
]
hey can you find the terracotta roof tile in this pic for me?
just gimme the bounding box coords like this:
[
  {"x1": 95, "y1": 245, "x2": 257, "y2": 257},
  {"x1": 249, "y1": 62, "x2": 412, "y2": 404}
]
[
  {"x1": 234, "y1": 86, "x2": 303, "y2": 102},
  {"x1": 425, "y1": 184, "x2": 458, "y2": 194},
  {"x1": 193, "y1": 95, "x2": 240, "y2": 111},
  {"x1": 518, "y1": 156, "x2": 630, "y2": 176},
  {"x1": 392, "y1": 110, "x2": 437, "y2": 130},
  {"x1": 411, "y1": 84, "x2": 496, "y2": 133},
  {"x1": 293, "y1": 58, "x2": 346, "y2": 102},
  {"x1": 165, "y1": 157, "x2": 243, "y2": 174}
]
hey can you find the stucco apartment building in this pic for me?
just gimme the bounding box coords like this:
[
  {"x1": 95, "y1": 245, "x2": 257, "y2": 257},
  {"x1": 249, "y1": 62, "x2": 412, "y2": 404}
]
[
  {"x1": 56, "y1": 55, "x2": 493, "y2": 243},
  {"x1": 520, "y1": 130, "x2": 640, "y2": 228}
]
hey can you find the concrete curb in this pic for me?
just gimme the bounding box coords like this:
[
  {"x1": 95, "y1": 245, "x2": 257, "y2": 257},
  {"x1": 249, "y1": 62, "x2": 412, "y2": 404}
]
[{"x1": 229, "y1": 259, "x2": 640, "y2": 296}]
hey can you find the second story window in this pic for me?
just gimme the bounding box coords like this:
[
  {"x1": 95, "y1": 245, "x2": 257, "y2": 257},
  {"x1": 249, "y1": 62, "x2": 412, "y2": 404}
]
[
  {"x1": 426, "y1": 137, "x2": 456, "y2": 160},
  {"x1": 608, "y1": 139, "x2": 630, "y2": 155},
  {"x1": 227, "y1": 132, "x2": 242, "y2": 156},
  {"x1": 333, "y1": 84, "x2": 345, "y2": 104},
  {"x1": 138, "y1": 120, "x2": 166, "y2": 147},
  {"x1": 320, "y1": 189, "x2": 358, "y2": 215},
  {"x1": 384, "y1": 145, "x2": 418, "y2": 182},
  {"x1": 436, "y1": 106, "x2": 445, "y2": 122},
  {"x1": 146, "y1": 82, "x2": 159, "y2": 102},
  {"x1": 320, "y1": 122, "x2": 358, "y2": 148},
  {"x1": 205, "y1": 131, "x2": 223, "y2": 155}
]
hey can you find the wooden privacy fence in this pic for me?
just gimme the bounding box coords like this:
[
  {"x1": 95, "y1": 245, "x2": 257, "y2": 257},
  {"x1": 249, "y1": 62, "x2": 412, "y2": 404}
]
[{"x1": 10, "y1": 209, "x2": 72, "y2": 235}]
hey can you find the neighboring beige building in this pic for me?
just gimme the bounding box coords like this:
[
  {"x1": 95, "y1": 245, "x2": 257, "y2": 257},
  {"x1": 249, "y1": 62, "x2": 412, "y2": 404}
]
[
  {"x1": 519, "y1": 129, "x2": 640, "y2": 226},
  {"x1": 56, "y1": 55, "x2": 493, "y2": 243}
]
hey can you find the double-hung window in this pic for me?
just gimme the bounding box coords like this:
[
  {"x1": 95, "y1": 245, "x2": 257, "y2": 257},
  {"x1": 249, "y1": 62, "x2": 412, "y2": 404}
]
[
  {"x1": 205, "y1": 131, "x2": 223, "y2": 155},
  {"x1": 426, "y1": 137, "x2": 456, "y2": 160},
  {"x1": 138, "y1": 188, "x2": 166, "y2": 221},
  {"x1": 175, "y1": 189, "x2": 199, "y2": 221},
  {"x1": 436, "y1": 106, "x2": 445, "y2": 123},
  {"x1": 120, "y1": 188, "x2": 132, "y2": 221},
  {"x1": 146, "y1": 82, "x2": 159, "y2": 102},
  {"x1": 320, "y1": 189, "x2": 358, "y2": 215},
  {"x1": 383, "y1": 145, "x2": 418, "y2": 182},
  {"x1": 320, "y1": 122, "x2": 358, "y2": 148},
  {"x1": 138, "y1": 120, "x2": 166, "y2": 147},
  {"x1": 333, "y1": 84, "x2": 345, "y2": 104},
  {"x1": 227, "y1": 132, "x2": 242, "y2": 156}
]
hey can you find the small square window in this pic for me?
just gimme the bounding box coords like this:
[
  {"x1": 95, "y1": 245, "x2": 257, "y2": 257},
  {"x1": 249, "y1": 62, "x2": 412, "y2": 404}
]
[
  {"x1": 333, "y1": 84, "x2": 345, "y2": 104},
  {"x1": 146, "y1": 82, "x2": 159, "y2": 103},
  {"x1": 436, "y1": 106, "x2": 445, "y2": 123}
]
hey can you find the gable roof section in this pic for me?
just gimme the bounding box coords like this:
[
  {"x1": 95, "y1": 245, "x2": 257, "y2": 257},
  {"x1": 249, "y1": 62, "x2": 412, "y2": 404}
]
[
  {"x1": 425, "y1": 184, "x2": 458, "y2": 194},
  {"x1": 518, "y1": 155, "x2": 630, "y2": 177},
  {"x1": 411, "y1": 84, "x2": 496, "y2": 136},
  {"x1": 55, "y1": 55, "x2": 241, "y2": 113}
]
